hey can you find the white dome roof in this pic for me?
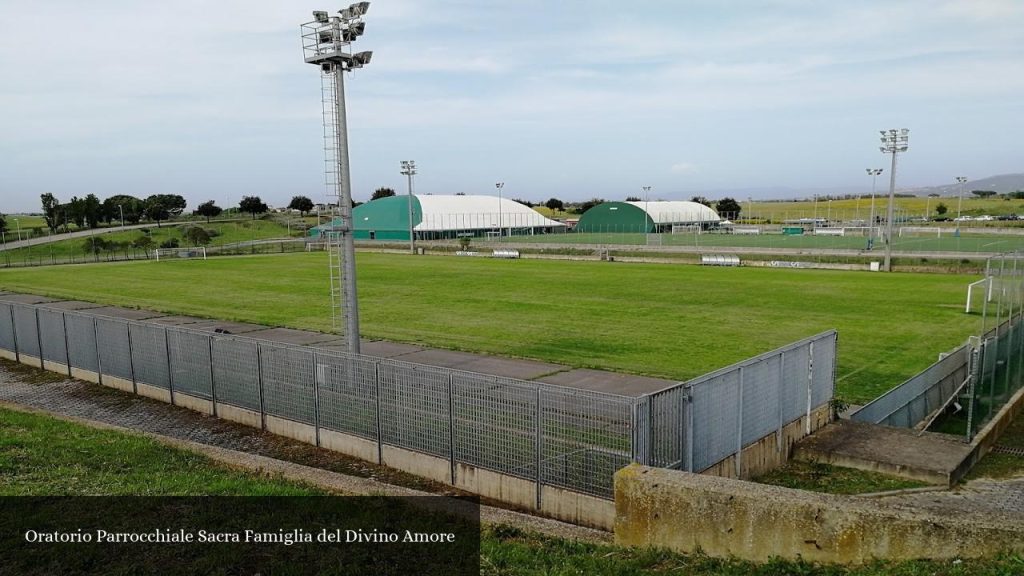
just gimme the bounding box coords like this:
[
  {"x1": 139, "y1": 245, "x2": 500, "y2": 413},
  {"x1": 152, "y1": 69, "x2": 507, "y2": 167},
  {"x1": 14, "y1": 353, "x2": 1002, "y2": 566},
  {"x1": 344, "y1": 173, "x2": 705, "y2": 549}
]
[
  {"x1": 626, "y1": 201, "x2": 720, "y2": 223},
  {"x1": 414, "y1": 195, "x2": 564, "y2": 232}
]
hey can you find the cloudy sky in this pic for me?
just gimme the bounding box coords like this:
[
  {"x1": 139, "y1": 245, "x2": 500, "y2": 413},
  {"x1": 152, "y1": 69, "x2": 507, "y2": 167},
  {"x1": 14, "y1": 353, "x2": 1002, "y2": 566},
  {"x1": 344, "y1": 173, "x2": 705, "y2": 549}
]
[{"x1": 1, "y1": 0, "x2": 1022, "y2": 212}]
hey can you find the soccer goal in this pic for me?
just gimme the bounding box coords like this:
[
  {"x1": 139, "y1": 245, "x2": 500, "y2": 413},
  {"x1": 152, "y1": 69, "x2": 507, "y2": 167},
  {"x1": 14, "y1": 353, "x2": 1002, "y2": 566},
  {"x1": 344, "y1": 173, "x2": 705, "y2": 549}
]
[
  {"x1": 965, "y1": 277, "x2": 992, "y2": 314},
  {"x1": 899, "y1": 226, "x2": 943, "y2": 238},
  {"x1": 154, "y1": 247, "x2": 207, "y2": 261}
]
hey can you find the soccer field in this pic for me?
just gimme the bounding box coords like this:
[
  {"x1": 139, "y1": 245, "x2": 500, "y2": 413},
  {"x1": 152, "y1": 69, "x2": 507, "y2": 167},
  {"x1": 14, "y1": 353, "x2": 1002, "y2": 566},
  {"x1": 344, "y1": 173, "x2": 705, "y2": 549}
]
[
  {"x1": 500, "y1": 230, "x2": 1024, "y2": 253},
  {"x1": 0, "y1": 253, "x2": 982, "y2": 404}
]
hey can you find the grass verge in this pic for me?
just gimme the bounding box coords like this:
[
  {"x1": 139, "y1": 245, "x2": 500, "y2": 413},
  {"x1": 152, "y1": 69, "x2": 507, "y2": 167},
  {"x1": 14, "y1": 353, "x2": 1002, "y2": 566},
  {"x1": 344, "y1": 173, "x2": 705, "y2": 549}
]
[
  {"x1": 753, "y1": 460, "x2": 930, "y2": 495},
  {"x1": 1, "y1": 406, "x2": 1021, "y2": 574}
]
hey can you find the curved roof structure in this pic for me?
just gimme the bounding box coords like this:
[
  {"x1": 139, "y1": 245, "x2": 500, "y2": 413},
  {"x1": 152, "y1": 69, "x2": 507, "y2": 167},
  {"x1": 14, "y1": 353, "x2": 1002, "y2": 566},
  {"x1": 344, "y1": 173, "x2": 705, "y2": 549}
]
[
  {"x1": 415, "y1": 195, "x2": 563, "y2": 232},
  {"x1": 576, "y1": 201, "x2": 719, "y2": 233},
  {"x1": 315, "y1": 194, "x2": 564, "y2": 240},
  {"x1": 624, "y1": 201, "x2": 720, "y2": 224}
]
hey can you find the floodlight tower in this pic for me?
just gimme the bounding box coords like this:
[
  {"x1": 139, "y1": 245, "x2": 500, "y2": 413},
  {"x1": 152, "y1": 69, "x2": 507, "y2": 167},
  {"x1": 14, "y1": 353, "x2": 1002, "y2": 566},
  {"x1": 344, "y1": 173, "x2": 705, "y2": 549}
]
[
  {"x1": 879, "y1": 129, "x2": 909, "y2": 272},
  {"x1": 866, "y1": 168, "x2": 883, "y2": 235},
  {"x1": 400, "y1": 160, "x2": 417, "y2": 254},
  {"x1": 301, "y1": 5, "x2": 373, "y2": 353},
  {"x1": 642, "y1": 186, "x2": 652, "y2": 232},
  {"x1": 495, "y1": 182, "x2": 504, "y2": 239},
  {"x1": 955, "y1": 176, "x2": 968, "y2": 222}
]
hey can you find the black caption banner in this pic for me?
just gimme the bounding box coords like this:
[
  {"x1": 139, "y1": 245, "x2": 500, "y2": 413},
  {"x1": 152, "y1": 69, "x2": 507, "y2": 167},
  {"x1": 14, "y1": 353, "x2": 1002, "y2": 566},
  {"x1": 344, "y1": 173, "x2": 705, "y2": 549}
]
[{"x1": 0, "y1": 496, "x2": 480, "y2": 576}]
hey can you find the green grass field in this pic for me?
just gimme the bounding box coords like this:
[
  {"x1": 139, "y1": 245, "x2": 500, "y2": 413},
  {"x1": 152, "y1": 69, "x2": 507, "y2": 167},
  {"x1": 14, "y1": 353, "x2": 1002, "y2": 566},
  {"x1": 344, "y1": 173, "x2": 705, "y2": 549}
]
[
  {"x1": 0, "y1": 219, "x2": 296, "y2": 265},
  {"x1": 5, "y1": 406, "x2": 1017, "y2": 575},
  {"x1": 498, "y1": 229, "x2": 1024, "y2": 253},
  {"x1": 0, "y1": 253, "x2": 981, "y2": 403}
]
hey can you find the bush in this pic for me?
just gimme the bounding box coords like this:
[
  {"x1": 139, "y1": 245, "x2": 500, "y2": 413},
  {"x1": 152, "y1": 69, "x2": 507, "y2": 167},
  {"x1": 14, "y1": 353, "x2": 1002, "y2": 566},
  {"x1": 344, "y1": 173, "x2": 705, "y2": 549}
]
[{"x1": 159, "y1": 238, "x2": 180, "y2": 249}]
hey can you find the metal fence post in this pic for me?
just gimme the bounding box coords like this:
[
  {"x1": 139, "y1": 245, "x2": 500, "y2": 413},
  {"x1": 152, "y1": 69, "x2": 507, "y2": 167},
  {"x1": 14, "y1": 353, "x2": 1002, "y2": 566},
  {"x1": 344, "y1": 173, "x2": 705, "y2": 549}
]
[
  {"x1": 535, "y1": 385, "x2": 543, "y2": 510},
  {"x1": 126, "y1": 322, "x2": 138, "y2": 395},
  {"x1": 61, "y1": 312, "x2": 72, "y2": 377},
  {"x1": 207, "y1": 335, "x2": 217, "y2": 417},
  {"x1": 806, "y1": 341, "x2": 814, "y2": 435},
  {"x1": 164, "y1": 327, "x2": 175, "y2": 406},
  {"x1": 33, "y1": 308, "x2": 43, "y2": 369},
  {"x1": 374, "y1": 361, "x2": 383, "y2": 465},
  {"x1": 92, "y1": 316, "x2": 103, "y2": 386},
  {"x1": 9, "y1": 305, "x2": 19, "y2": 363},
  {"x1": 776, "y1": 351, "x2": 785, "y2": 452},
  {"x1": 448, "y1": 373, "x2": 456, "y2": 485},
  {"x1": 735, "y1": 366, "x2": 744, "y2": 478},
  {"x1": 256, "y1": 342, "x2": 266, "y2": 431},
  {"x1": 312, "y1": 350, "x2": 321, "y2": 447},
  {"x1": 684, "y1": 387, "x2": 694, "y2": 472}
]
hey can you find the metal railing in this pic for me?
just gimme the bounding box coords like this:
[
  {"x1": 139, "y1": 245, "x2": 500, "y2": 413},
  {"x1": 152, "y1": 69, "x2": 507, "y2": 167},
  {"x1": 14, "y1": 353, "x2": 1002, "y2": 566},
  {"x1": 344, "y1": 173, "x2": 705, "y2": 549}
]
[{"x1": 0, "y1": 300, "x2": 837, "y2": 499}]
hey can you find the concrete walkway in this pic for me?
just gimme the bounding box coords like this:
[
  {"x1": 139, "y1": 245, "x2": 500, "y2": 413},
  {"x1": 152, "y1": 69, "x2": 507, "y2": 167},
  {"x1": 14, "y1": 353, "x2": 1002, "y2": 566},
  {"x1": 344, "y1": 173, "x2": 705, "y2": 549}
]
[
  {"x1": 793, "y1": 419, "x2": 975, "y2": 486},
  {"x1": 0, "y1": 292, "x2": 677, "y2": 397}
]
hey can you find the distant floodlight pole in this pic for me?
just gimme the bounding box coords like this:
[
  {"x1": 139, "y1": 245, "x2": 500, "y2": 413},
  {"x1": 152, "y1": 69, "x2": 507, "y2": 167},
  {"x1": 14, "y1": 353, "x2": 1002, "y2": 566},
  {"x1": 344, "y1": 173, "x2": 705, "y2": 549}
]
[
  {"x1": 301, "y1": 4, "x2": 373, "y2": 353},
  {"x1": 955, "y1": 176, "x2": 968, "y2": 223},
  {"x1": 495, "y1": 182, "x2": 504, "y2": 240},
  {"x1": 14, "y1": 218, "x2": 22, "y2": 242},
  {"x1": 642, "y1": 186, "x2": 652, "y2": 233},
  {"x1": 866, "y1": 168, "x2": 883, "y2": 235},
  {"x1": 400, "y1": 160, "x2": 417, "y2": 254},
  {"x1": 879, "y1": 129, "x2": 909, "y2": 272}
]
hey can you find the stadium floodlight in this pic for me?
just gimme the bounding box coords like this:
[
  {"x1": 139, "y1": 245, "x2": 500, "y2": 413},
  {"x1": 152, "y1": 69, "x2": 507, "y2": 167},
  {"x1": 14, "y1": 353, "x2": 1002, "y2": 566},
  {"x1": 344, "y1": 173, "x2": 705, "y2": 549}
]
[
  {"x1": 642, "y1": 186, "x2": 652, "y2": 233},
  {"x1": 496, "y1": 182, "x2": 505, "y2": 239},
  {"x1": 353, "y1": 50, "x2": 372, "y2": 66},
  {"x1": 955, "y1": 176, "x2": 968, "y2": 223},
  {"x1": 400, "y1": 160, "x2": 417, "y2": 254},
  {"x1": 865, "y1": 168, "x2": 883, "y2": 238},
  {"x1": 300, "y1": 8, "x2": 374, "y2": 353},
  {"x1": 879, "y1": 128, "x2": 910, "y2": 272}
]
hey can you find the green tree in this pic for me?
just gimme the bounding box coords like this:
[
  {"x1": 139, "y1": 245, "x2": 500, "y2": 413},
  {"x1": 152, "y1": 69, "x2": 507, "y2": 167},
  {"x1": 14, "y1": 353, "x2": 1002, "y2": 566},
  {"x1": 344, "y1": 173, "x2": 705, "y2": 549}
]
[
  {"x1": 194, "y1": 200, "x2": 223, "y2": 223},
  {"x1": 690, "y1": 196, "x2": 712, "y2": 207},
  {"x1": 41, "y1": 193, "x2": 61, "y2": 233},
  {"x1": 144, "y1": 199, "x2": 170, "y2": 227},
  {"x1": 82, "y1": 237, "x2": 110, "y2": 256},
  {"x1": 103, "y1": 195, "x2": 144, "y2": 225},
  {"x1": 83, "y1": 194, "x2": 102, "y2": 228},
  {"x1": 288, "y1": 195, "x2": 314, "y2": 216},
  {"x1": 935, "y1": 203, "x2": 948, "y2": 215},
  {"x1": 371, "y1": 187, "x2": 396, "y2": 201},
  {"x1": 0, "y1": 213, "x2": 7, "y2": 236},
  {"x1": 239, "y1": 196, "x2": 269, "y2": 219},
  {"x1": 544, "y1": 198, "x2": 564, "y2": 211},
  {"x1": 971, "y1": 190, "x2": 997, "y2": 198},
  {"x1": 625, "y1": 196, "x2": 641, "y2": 202},
  {"x1": 576, "y1": 198, "x2": 605, "y2": 214},
  {"x1": 131, "y1": 235, "x2": 155, "y2": 251},
  {"x1": 184, "y1": 226, "x2": 212, "y2": 246},
  {"x1": 65, "y1": 197, "x2": 86, "y2": 228},
  {"x1": 145, "y1": 194, "x2": 187, "y2": 216},
  {"x1": 715, "y1": 197, "x2": 742, "y2": 218}
]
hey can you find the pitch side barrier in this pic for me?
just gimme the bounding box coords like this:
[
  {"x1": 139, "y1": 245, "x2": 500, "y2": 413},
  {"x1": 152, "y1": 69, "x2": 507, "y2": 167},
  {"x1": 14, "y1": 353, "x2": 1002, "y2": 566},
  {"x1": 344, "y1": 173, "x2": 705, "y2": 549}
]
[{"x1": 0, "y1": 299, "x2": 837, "y2": 529}]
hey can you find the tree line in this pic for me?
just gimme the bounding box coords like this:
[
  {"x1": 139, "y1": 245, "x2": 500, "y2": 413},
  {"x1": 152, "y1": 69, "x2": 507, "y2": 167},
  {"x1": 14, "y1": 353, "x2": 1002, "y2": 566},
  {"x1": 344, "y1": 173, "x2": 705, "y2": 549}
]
[{"x1": 27, "y1": 194, "x2": 319, "y2": 234}]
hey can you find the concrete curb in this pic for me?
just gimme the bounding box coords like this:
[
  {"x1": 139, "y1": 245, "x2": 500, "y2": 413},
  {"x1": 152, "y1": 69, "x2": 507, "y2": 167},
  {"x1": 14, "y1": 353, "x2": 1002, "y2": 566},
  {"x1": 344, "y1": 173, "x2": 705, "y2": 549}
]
[{"x1": 0, "y1": 399, "x2": 612, "y2": 545}]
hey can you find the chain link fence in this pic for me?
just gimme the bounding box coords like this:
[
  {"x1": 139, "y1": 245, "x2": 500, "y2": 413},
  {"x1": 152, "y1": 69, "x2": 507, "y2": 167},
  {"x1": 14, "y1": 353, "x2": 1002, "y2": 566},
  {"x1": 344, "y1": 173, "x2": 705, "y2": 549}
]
[{"x1": 0, "y1": 301, "x2": 836, "y2": 500}]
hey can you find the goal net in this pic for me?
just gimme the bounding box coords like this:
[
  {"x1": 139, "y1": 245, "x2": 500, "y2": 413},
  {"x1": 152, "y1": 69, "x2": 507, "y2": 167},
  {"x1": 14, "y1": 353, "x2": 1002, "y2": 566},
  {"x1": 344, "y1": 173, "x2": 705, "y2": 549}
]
[
  {"x1": 898, "y1": 227, "x2": 942, "y2": 238},
  {"x1": 154, "y1": 247, "x2": 207, "y2": 261}
]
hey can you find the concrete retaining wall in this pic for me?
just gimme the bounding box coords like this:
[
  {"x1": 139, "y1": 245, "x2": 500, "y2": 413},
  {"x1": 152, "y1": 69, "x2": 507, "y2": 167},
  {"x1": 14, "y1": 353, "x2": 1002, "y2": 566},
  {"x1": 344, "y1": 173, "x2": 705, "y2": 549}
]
[{"x1": 614, "y1": 464, "x2": 1024, "y2": 563}]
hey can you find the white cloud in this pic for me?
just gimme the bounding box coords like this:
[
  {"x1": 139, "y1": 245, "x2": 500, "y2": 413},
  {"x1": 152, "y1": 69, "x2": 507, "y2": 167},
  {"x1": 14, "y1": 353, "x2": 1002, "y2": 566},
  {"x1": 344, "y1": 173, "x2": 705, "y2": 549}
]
[{"x1": 670, "y1": 162, "x2": 698, "y2": 175}]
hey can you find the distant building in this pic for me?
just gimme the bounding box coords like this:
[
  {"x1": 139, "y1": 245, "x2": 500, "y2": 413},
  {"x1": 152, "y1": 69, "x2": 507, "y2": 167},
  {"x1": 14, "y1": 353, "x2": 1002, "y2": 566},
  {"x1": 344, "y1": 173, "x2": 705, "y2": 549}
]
[
  {"x1": 310, "y1": 194, "x2": 565, "y2": 241},
  {"x1": 576, "y1": 201, "x2": 720, "y2": 233}
]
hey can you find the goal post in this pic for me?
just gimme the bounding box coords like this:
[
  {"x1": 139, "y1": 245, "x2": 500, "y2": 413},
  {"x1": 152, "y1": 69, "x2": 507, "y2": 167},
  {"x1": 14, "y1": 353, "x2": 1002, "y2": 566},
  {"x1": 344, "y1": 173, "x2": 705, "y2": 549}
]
[
  {"x1": 966, "y1": 277, "x2": 991, "y2": 314},
  {"x1": 154, "y1": 247, "x2": 207, "y2": 261}
]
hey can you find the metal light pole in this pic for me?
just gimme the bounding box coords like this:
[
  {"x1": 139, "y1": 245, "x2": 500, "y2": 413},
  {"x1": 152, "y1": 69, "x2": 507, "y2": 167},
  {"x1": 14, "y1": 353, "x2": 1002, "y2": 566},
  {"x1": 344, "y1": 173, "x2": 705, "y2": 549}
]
[
  {"x1": 955, "y1": 176, "x2": 968, "y2": 223},
  {"x1": 880, "y1": 129, "x2": 910, "y2": 272},
  {"x1": 495, "y1": 182, "x2": 504, "y2": 240},
  {"x1": 866, "y1": 168, "x2": 883, "y2": 236},
  {"x1": 400, "y1": 160, "x2": 417, "y2": 254},
  {"x1": 119, "y1": 205, "x2": 125, "y2": 228},
  {"x1": 14, "y1": 218, "x2": 22, "y2": 242},
  {"x1": 643, "y1": 186, "x2": 652, "y2": 233},
  {"x1": 301, "y1": 4, "x2": 373, "y2": 354}
]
